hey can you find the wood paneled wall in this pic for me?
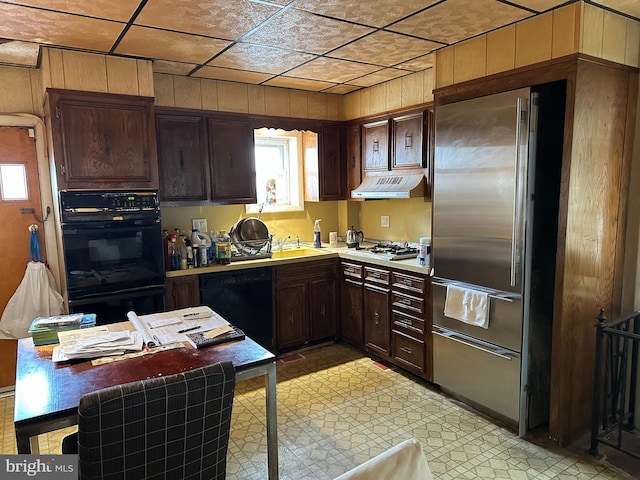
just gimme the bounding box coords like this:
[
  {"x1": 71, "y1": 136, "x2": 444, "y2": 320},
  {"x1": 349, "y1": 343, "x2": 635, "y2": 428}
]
[
  {"x1": 341, "y1": 68, "x2": 434, "y2": 121},
  {"x1": 435, "y1": 2, "x2": 640, "y2": 89},
  {"x1": 0, "y1": 66, "x2": 43, "y2": 115},
  {"x1": 154, "y1": 73, "x2": 341, "y2": 121},
  {"x1": 40, "y1": 48, "x2": 154, "y2": 97}
]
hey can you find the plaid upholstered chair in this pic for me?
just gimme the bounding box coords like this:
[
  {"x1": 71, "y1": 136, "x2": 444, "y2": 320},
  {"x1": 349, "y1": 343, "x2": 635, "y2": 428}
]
[{"x1": 62, "y1": 361, "x2": 236, "y2": 480}]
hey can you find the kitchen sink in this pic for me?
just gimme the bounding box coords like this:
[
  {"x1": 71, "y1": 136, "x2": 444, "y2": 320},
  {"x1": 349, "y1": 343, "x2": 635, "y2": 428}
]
[{"x1": 271, "y1": 247, "x2": 326, "y2": 258}]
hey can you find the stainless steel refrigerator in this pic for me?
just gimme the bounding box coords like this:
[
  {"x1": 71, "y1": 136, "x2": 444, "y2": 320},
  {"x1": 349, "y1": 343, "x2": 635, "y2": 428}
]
[{"x1": 432, "y1": 84, "x2": 563, "y2": 435}]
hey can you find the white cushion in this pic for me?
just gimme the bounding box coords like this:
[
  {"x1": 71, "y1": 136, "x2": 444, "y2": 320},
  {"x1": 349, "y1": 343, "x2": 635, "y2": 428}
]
[{"x1": 334, "y1": 438, "x2": 433, "y2": 480}]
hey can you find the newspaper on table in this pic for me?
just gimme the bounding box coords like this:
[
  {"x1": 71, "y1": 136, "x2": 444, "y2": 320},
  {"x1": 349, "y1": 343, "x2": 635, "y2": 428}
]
[
  {"x1": 127, "y1": 306, "x2": 230, "y2": 347},
  {"x1": 52, "y1": 326, "x2": 144, "y2": 362}
]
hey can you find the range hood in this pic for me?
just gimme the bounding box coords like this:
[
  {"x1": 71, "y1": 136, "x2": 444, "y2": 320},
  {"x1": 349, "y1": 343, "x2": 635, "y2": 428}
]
[{"x1": 351, "y1": 174, "x2": 425, "y2": 199}]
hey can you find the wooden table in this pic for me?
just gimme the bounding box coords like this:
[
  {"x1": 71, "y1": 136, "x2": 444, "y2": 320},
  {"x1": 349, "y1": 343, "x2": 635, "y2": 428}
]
[{"x1": 14, "y1": 329, "x2": 279, "y2": 479}]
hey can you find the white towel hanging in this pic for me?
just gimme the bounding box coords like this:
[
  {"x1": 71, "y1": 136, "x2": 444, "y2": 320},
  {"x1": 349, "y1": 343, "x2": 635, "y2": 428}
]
[{"x1": 444, "y1": 284, "x2": 490, "y2": 329}]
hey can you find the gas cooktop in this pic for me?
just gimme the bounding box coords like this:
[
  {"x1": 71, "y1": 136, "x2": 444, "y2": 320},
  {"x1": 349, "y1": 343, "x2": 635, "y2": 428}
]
[{"x1": 350, "y1": 242, "x2": 419, "y2": 261}]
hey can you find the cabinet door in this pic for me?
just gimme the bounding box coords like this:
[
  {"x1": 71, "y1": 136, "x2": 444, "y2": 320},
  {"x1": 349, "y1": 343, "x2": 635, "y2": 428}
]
[
  {"x1": 165, "y1": 276, "x2": 200, "y2": 311},
  {"x1": 48, "y1": 90, "x2": 157, "y2": 190},
  {"x1": 392, "y1": 112, "x2": 423, "y2": 170},
  {"x1": 346, "y1": 124, "x2": 361, "y2": 199},
  {"x1": 362, "y1": 120, "x2": 389, "y2": 172},
  {"x1": 318, "y1": 125, "x2": 345, "y2": 200},
  {"x1": 363, "y1": 284, "x2": 390, "y2": 357},
  {"x1": 276, "y1": 283, "x2": 306, "y2": 350},
  {"x1": 341, "y1": 278, "x2": 363, "y2": 346},
  {"x1": 156, "y1": 114, "x2": 208, "y2": 202},
  {"x1": 309, "y1": 277, "x2": 336, "y2": 342},
  {"x1": 207, "y1": 117, "x2": 256, "y2": 204}
]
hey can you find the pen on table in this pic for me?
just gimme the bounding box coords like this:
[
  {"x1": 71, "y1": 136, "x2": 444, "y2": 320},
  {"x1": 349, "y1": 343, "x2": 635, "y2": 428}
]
[
  {"x1": 152, "y1": 334, "x2": 162, "y2": 346},
  {"x1": 177, "y1": 325, "x2": 201, "y2": 334}
]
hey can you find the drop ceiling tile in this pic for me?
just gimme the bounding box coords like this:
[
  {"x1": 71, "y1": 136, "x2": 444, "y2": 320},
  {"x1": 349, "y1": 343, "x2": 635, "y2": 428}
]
[
  {"x1": 294, "y1": 0, "x2": 441, "y2": 28},
  {"x1": 115, "y1": 26, "x2": 230, "y2": 64},
  {"x1": 329, "y1": 31, "x2": 441, "y2": 66},
  {"x1": 395, "y1": 53, "x2": 435, "y2": 71},
  {"x1": 509, "y1": 0, "x2": 571, "y2": 12},
  {"x1": 193, "y1": 65, "x2": 274, "y2": 84},
  {"x1": 322, "y1": 84, "x2": 362, "y2": 94},
  {"x1": 152, "y1": 60, "x2": 198, "y2": 75},
  {"x1": 264, "y1": 76, "x2": 335, "y2": 91},
  {"x1": 244, "y1": 9, "x2": 374, "y2": 54},
  {"x1": 389, "y1": 0, "x2": 533, "y2": 45},
  {"x1": 0, "y1": 41, "x2": 40, "y2": 67},
  {"x1": 135, "y1": 0, "x2": 281, "y2": 40},
  {"x1": 0, "y1": 3, "x2": 124, "y2": 51},
  {"x1": 284, "y1": 57, "x2": 381, "y2": 83},
  {"x1": 593, "y1": 0, "x2": 640, "y2": 18},
  {"x1": 208, "y1": 43, "x2": 316, "y2": 74},
  {"x1": 2, "y1": 0, "x2": 139, "y2": 22},
  {"x1": 347, "y1": 68, "x2": 410, "y2": 87}
]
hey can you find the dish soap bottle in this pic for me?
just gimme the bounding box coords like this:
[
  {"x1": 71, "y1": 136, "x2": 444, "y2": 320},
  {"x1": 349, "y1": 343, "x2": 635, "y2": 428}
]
[{"x1": 313, "y1": 219, "x2": 322, "y2": 248}]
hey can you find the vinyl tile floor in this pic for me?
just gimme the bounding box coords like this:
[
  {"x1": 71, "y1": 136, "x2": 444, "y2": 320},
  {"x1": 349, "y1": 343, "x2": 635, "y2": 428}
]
[{"x1": 1, "y1": 343, "x2": 637, "y2": 479}]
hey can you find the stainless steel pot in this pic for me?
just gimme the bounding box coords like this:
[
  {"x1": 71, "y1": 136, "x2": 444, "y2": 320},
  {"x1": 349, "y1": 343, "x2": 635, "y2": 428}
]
[
  {"x1": 346, "y1": 226, "x2": 364, "y2": 248},
  {"x1": 230, "y1": 217, "x2": 269, "y2": 253}
]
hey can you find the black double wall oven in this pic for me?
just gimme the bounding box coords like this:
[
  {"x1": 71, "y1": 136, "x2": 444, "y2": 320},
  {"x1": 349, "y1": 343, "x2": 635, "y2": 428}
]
[{"x1": 60, "y1": 191, "x2": 165, "y2": 324}]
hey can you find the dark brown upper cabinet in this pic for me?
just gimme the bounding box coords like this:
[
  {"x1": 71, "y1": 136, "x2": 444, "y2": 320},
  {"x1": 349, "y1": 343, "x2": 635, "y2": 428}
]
[
  {"x1": 362, "y1": 119, "x2": 389, "y2": 173},
  {"x1": 46, "y1": 89, "x2": 158, "y2": 191},
  {"x1": 392, "y1": 111, "x2": 424, "y2": 170},
  {"x1": 302, "y1": 124, "x2": 347, "y2": 202},
  {"x1": 156, "y1": 114, "x2": 208, "y2": 202},
  {"x1": 346, "y1": 124, "x2": 362, "y2": 199},
  {"x1": 207, "y1": 116, "x2": 257, "y2": 204}
]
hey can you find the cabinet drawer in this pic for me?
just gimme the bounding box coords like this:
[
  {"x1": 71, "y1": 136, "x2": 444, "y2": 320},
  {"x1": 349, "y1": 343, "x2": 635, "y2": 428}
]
[
  {"x1": 391, "y1": 291, "x2": 424, "y2": 316},
  {"x1": 392, "y1": 310, "x2": 424, "y2": 335},
  {"x1": 392, "y1": 272, "x2": 426, "y2": 294},
  {"x1": 392, "y1": 330, "x2": 425, "y2": 372},
  {"x1": 364, "y1": 266, "x2": 390, "y2": 286},
  {"x1": 342, "y1": 262, "x2": 362, "y2": 279}
]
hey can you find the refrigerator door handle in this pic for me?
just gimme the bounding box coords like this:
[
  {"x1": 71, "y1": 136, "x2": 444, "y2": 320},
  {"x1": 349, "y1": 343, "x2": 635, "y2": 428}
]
[
  {"x1": 432, "y1": 279, "x2": 516, "y2": 303},
  {"x1": 510, "y1": 96, "x2": 528, "y2": 287},
  {"x1": 432, "y1": 328, "x2": 515, "y2": 360}
]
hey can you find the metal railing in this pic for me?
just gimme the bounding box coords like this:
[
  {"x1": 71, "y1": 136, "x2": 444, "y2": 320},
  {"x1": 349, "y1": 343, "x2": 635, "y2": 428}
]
[{"x1": 590, "y1": 309, "x2": 640, "y2": 458}]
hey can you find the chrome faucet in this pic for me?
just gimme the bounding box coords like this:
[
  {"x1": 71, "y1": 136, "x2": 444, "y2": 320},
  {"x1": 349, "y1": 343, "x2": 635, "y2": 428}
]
[
  {"x1": 276, "y1": 235, "x2": 291, "y2": 251},
  {"x1": 295, "y1": 235, "x2": 300, "y2": 248}
]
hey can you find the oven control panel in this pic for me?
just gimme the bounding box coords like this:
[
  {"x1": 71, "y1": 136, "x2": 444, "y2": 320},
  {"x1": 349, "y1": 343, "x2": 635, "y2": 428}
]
[{"x1": 61, "y1": 191, "x2": 158, "y2": 213}]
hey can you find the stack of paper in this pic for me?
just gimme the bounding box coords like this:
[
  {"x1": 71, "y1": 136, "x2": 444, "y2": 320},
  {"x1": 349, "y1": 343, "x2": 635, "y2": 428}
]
[
  {"x1": 53, "y1": 327, "x2": 143, "y2": 362},
  {"x1": 28, "y1": 313, "x2": 96, "y2": 346}
]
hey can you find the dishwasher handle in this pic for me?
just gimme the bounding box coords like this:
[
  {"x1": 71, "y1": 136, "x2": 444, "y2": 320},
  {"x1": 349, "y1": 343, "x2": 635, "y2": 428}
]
[{"x1": 432, "y1": 328, "x2": 514, "y2": 360}]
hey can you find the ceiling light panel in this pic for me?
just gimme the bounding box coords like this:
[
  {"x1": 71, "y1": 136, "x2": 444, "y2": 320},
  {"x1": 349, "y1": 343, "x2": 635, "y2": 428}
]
[
  {"x1": 263, "y1": 76, "x2": 336, "y2": 91},
  {"x1": 389, "y1": 0, "x2": 533, "y2": 45},
  {"x1": 329, "y1": 31, "x2": 442, "y2": 66},
  {"x1": 116, "y1": 26, "x2": 231, "y2": 64},
  {"x1": 208, "y1": 43, "x2": 317, "y2": 74},
  {"x1": 193, "y1": 65, "x2": 274, "y2": 84},
  {"x1": 0, "y1": 3, "x2": 125, "y2": 51},
  {"x1": 284, "y1": 57, "x2": 380, "y2": 83},
  {"x1": 294, "y1": 0, "x2": 441, "y2": 28},
  {"x1": 244, "y1": 9, "x2": 374, "y2": 54},
  {"x1": 1, "y1": 0, "x2": 139, "y2": 22},
  {"x1": 135, "y1": 0, "x2": 282, "y2": 40}
]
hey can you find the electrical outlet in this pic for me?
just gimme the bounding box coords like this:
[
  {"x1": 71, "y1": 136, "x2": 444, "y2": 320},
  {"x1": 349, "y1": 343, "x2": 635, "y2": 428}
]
[
  {"x1": 192, "y1": 218, "x2": 207, "y2": 233},
  {"x1": 381, "y1": 215, "x2": 390, "y2": 227}
]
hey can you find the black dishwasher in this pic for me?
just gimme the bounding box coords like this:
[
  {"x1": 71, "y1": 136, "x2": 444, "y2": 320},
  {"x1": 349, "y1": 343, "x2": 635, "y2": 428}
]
[{"x1": 200, "y1": 267, "x2": 273, "y2": 352}]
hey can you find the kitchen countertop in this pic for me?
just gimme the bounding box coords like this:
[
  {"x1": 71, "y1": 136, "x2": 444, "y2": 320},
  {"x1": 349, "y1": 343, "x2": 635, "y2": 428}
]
[{"x1": 166, "y1": 243, "x2": 432, "y2": 278}]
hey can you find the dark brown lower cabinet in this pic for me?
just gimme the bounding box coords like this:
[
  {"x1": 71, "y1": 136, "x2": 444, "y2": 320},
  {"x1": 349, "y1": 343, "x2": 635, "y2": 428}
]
[
  {"x1": 274, "y1": 259, "x2": 337, "y2": 352},
  {"x1": 165, "y1": 275, "x2": 200, "y2": 310}
]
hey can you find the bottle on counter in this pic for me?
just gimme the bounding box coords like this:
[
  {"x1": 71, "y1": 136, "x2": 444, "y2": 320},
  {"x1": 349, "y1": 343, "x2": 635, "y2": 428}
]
[
  {"x1": 313, "y1": 219, "x2": 322, "y2": 248},
  {"x1": 177, "y1": 233, "x2": 188, "y2": 270},
  {"x1": 417, "y1": 237, "x2": 431, "y2": 268},
  {"x1": 192, "y1": 243, "x2": 200, "y2": 268},
  {"x1": 169, "y1": 234, "x2": 180, "y2": 271},
  {"x1": 162, "y1": 229, "x2": 170, "y2": 271},
  {"x1": 186, "y1": 242, "x2": 194, "y2": 269},
  {"x1": 216, "y1": 230, "x2": 231, "y2": 265}
]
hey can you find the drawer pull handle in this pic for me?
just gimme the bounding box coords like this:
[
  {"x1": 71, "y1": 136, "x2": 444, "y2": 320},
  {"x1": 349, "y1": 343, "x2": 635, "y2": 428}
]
[
  {"x1": 401, "y1": 298, "x2": 411, "y2": 305},
  {"x1": 320, "y1": 304, "x2": 326, "y2": 318},
  {"x1": 400, "y1": 346, "x2": 413, "y2": 355},
  {"x1": 403, "y1": 279, "x2": 413, "y2": 286},
  {"x1": 374, "y1": 312, "x2": 379, "y2": 325},
  {"x1": 399, "y1": 318, "x2": 412, "y2": 326},
  {"x1": 289, "y1": 314, "x2": 294, "y2": 325}
]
